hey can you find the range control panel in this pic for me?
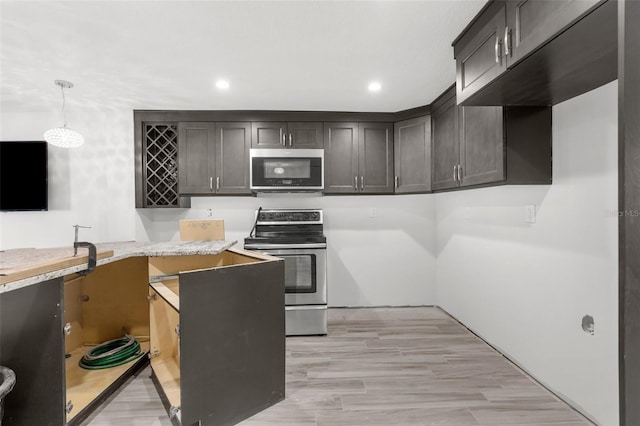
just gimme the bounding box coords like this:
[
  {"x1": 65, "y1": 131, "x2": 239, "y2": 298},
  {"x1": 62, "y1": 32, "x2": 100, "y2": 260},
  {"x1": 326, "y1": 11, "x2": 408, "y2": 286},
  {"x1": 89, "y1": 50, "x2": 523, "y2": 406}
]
[{"x1": 256, "y1": 209, "x2": 323, "y2": 225}]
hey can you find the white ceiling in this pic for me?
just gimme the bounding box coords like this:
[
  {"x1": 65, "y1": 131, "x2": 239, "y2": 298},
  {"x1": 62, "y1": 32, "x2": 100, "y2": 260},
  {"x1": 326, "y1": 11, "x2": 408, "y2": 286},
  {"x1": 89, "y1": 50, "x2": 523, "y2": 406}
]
[{"x1": 1, "y1": 1, "x2": 486, "y2": 114}]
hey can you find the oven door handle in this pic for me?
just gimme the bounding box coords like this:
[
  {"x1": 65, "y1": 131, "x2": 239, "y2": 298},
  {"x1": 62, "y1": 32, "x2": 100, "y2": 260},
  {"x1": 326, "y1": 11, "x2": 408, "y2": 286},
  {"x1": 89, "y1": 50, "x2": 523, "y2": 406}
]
[
  {"x1": 285, "y1": 305, "x2": 327, "y2": 311},
  {"x1": 244, "y1": 243, "x2": 327, "y2": 250}
]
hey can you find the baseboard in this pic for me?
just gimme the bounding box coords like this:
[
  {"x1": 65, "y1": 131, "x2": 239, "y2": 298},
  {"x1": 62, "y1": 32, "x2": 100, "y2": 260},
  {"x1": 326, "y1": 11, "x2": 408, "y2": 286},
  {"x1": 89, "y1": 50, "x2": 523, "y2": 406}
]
[{"x1": 434, "y1": 305, "x2": 598, "y2": 426}]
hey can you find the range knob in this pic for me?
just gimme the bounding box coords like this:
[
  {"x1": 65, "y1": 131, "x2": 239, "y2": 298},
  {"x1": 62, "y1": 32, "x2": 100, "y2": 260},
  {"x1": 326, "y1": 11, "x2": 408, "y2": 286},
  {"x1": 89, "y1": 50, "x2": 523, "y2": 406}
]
[{"x1": 303, "y1": 212, "x2": 319, "y2": 221}]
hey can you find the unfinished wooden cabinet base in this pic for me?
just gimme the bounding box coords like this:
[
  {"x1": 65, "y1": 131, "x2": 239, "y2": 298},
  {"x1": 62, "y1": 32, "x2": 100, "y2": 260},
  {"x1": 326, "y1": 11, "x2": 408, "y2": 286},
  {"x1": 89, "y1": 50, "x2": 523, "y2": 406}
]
[{"x1": 64, "y1": 256, "x2": 150, "y2": 424}]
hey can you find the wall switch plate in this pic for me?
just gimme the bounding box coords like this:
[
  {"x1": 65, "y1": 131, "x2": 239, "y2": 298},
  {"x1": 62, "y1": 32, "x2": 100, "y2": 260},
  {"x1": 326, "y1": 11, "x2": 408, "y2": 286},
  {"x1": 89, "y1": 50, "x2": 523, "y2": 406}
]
[
  {"x1": 369, "y1": 208, "x2": 377, "y2": 218},
  {"x1": 525, "y1": 205, "x2": 536, "y2": 223}
]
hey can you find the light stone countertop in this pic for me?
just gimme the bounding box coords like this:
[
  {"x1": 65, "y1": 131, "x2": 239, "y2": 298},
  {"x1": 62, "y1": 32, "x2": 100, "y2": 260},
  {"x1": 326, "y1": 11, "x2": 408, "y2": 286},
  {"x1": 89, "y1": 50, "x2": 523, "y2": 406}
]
[
  {"x1": 94, "y1": 240, "x2": 237, "y2": 261},
  {"x1": 0, "y1": 240, "x2": 237, "y2": 294}
]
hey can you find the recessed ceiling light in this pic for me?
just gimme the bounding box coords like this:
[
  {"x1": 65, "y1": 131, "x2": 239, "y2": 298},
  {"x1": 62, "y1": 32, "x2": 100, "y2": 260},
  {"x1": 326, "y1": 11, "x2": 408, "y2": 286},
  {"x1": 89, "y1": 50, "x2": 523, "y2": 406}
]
[
  {"x1": 216, "y1": 79, "x2": 230, "y2": 90},
  {"x1": 368, "y1": 81, "x2": 382, "y2": 92}
]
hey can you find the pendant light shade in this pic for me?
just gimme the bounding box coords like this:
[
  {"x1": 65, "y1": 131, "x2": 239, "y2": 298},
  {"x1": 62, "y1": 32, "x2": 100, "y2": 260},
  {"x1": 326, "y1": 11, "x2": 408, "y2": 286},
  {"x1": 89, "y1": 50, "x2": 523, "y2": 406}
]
[
  {"x1": 43, "y1": 126, "x2": 85, "y2": 148},
  {"x1": 44, "y1": 80, "x2": 84, "y2": 148}
]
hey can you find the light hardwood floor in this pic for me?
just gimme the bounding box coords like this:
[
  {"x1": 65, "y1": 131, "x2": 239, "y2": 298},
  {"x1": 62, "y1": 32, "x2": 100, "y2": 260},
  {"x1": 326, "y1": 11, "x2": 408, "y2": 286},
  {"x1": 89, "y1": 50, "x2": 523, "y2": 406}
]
[{"x1": 85, "y1": 307, "x2": 594, "y2": 426}]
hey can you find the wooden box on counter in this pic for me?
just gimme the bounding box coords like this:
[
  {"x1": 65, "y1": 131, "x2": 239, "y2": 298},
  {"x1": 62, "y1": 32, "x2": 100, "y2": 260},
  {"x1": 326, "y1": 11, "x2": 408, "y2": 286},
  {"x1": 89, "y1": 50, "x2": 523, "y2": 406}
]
[{"x1": 0, "y1": 245, "x2": 284, "y2": 426}]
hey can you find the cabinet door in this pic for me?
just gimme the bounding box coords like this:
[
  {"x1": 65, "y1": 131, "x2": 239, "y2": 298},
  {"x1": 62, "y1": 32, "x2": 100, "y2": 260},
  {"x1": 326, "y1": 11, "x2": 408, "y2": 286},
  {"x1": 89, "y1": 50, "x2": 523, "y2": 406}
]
[
  {"x1": 0, "y1": 278, "x2": 65, "y2": 426},
  {"x1": 179, "y1": 260, "x2": 285, "y2": 426},
  {"x1": 178, "y1": 122, "x2": 216, "y2": 194},
  {"x1": 215, "y1": 122, "x2": 251, "y2": 194},
  {"x1": 506, "y1": 0, "x2": 601, "y2": 66},
  {"x1": 358, "y1": 123, "x2": 394, "y2": 194},
  {"x1": 323, "y1": 123, "x2": 359, "y2": 194},
  {"x1": 431, "y1": 94, "x2": 460, "y2": 191},
  {"x1": 287, "y1": 122, "x2": 323, "y2": 149},
  {"x1": 394, "y1": 116, "x2": 431, "y2": 194},
  {"x1": 455, "y1": 2, "x2": 507, "y2": 104},
  {"x1": 251, "y1": 122, "x2": 287, "y2": 148},
  {"x1": 459, "y1": 106, "x2": 505, "y2": 187}
]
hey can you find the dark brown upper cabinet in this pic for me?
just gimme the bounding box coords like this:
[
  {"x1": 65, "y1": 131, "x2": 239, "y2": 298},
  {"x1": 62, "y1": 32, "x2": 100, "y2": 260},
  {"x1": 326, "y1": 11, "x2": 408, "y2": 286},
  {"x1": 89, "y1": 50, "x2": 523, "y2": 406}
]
[
  {"x1": 453, "y1": 0, "x2": 616, "y2": 106},
  {"x1": 431, "y1": 85, "x2": 552, "y2": 192},
  {"x1": 359, "y1": 123, "x2": 394, "y2": 194},
  {"x1": 324, "y1": 122, "x2": 359, "y2": 194},
  {"x1": 324, "y1": 122, "x2": 393, "y2": 194},
  {"x1": 432, "y1": 90, "x2": 460, "y2": 191},
  {"x1": 178, "y1": 122, "x2": 251, "y2": 195},
  {"x1": 505, "y1": 0, "x2": 601, "y2": 66},
  {"x1": 251, "y1": 122, "x2": 323, "y2": 149},
  {"x1": 459, "y1": 105, "x2": 504, "y2": 187},
  {"x1": 394, "y1": 116, "x2": 432, "y2": 194},
  {"x1": 215, "y1": 122, "x2": 252, "y2": 194},
  {"x1": 454, "y1": 3, "x2": 507, "y2": 106}
]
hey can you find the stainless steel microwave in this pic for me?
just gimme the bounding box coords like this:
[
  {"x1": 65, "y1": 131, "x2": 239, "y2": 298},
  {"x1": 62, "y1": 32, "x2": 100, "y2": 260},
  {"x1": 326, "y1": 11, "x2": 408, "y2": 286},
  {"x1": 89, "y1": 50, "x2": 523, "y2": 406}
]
[{"x1": 250, "y1": 149, "x2": 324, "y2": 192}]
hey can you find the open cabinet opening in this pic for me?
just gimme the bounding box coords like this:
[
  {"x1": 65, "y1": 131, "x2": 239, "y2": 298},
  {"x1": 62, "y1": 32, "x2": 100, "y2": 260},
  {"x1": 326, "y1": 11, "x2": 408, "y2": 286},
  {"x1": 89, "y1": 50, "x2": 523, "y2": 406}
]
[
  {"x1": 149, "y1": 277, "x2": 181, "y2": 411},
  {"x1": 63, "y1": 257, "x2": 150, "y2": 422}
]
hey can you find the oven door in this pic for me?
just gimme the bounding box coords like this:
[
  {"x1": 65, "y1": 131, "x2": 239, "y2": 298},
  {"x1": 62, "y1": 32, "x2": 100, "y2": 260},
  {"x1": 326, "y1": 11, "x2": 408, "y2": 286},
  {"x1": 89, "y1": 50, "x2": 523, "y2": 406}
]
[{"x1": 246, "y1": 246, "x2": 327, "y2": 306}]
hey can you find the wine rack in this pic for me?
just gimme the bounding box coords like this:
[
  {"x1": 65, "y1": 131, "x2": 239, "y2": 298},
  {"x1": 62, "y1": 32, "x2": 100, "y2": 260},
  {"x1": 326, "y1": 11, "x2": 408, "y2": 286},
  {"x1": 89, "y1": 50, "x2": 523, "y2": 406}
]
[{"x1": 143, "y1": 123, "x2": 180, "y2": 207}]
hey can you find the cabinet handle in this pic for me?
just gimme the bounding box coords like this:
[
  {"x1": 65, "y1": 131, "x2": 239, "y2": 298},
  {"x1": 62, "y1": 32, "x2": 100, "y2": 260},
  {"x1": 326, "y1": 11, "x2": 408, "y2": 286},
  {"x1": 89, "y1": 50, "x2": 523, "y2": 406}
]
[
  {"x1": 282, "y1": 134, "x2": 286, "y2": 146},
  {"x1": 453, "y1": 165, "x2": 458, "y2": 183},
  {"x1": 209, "y1": 177, "x2": 213, "y2": 191},
  {"x1": 354, "y1": 176, "x2": 358, "y2": 190},
  {"x1": 216, "y1": 176, "x2": 220, "y2": 191},
  {"x1": 458, "y1": 164, "x2": 463, "y2": 183},
  {"x1": 504, "y1": 26, "x2": 510, "y2": 57},
  {"x1": 361, "y1": 176, "x2": 364, "y2": 191},
  {"x1": 289, "y1": 133, "x2": 292, "y2": 147},
  {"x1": 495, "y1": 35, "x2": 502, "y2": 64},
  {"x1": 395, "y1": 176, "x2": 399, "y2": 190}
]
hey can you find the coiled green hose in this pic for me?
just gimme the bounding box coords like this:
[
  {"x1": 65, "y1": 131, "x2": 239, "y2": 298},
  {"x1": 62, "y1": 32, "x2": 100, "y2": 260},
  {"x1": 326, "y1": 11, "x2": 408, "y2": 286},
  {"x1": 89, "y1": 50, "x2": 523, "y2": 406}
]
[{"x1": 79, "y1": 335, "x2": 144, "y2": 370}]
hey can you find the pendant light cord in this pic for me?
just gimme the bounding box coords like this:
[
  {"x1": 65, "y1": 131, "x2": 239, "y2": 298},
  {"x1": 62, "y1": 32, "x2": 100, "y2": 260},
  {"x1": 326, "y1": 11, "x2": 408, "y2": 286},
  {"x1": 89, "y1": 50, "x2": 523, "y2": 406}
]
[
  {"x1": 44, "y1": 80, "x2": 85, "y2": 148},
  {"x1": 60, "y1": 83, "x2": 67, "y2": 128}
]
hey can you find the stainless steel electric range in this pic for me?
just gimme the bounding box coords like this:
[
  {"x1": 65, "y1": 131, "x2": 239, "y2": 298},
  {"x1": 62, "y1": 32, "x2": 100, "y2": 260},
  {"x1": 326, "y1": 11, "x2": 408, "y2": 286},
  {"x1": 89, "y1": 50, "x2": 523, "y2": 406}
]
[{"x1": 244, "y1": 208, "x2": 327, "y2": 336}]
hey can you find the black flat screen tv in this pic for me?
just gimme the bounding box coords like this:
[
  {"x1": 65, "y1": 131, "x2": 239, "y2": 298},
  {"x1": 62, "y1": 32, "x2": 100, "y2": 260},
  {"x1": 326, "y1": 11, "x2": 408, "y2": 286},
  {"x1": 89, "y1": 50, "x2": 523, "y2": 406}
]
[{"x1": 0, "y1": 141, "x2": 48, "y2": 211}]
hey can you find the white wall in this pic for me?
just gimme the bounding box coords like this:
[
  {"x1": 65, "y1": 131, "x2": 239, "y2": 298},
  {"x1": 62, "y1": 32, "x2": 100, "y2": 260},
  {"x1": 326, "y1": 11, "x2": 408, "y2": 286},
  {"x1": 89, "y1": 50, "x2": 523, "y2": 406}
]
[
  {"x1": 137, "y1": 194, "x2": 437, "y2": 307},
  {"x1": 435, "y1": 81, "x2": 619, "y2": 425},
  {"x1": 0, "y1": 109, "x2": 136, "y2": 249}
]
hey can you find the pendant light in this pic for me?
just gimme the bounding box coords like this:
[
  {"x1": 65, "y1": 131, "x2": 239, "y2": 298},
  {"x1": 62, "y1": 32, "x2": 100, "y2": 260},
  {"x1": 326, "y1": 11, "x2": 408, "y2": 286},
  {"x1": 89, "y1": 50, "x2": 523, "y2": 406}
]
[{"x1": 43, "y1": 80, "x2": 85, "y2": 148}]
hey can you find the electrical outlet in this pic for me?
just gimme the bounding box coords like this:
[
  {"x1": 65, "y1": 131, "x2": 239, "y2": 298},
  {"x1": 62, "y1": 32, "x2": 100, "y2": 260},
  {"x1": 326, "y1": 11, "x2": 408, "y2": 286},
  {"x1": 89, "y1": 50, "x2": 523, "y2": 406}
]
[
  {"x1": 369, "y1": 208, "x2": 377, "y2": 218},
  {"x1": 524, "y1": 205, "x2": 536, "y2": 223}
]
